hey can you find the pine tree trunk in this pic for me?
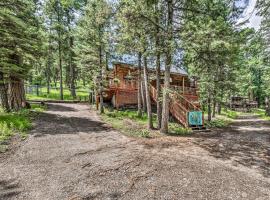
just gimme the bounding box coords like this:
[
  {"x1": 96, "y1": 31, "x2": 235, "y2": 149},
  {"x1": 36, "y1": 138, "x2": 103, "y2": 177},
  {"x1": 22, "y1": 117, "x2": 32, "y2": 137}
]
[
  {"x1": 265, "y1": 97, "x2": 270, "y2": 116},
  {"x1": 45, "y1": 56, "x2": 51, "y2": 94},
  {"x1": 105, "y1": 52, "x2": 109, "y2": 71},
  {"x1": 9, "y1": 76, "x2": 25, "y2": 111},
  {"x1": 137, "y1": 52, "x2": 142, "y2": 117},
  {"x1": 155, "y1": 9, "x2": 162, "y2": 129},
  {"x1": 46, "y1": 65, "x2": 50, "y2": 94},
  {"x1": 59, "y1": 43, "x2": 63, "y2": 100},
  {"x1": 141, "y1": 80, "x2": 147, "y2": 113},
  {"x1": 46, "y1": 17, "x2": 53, "y2": 95},
  {"x1": 57, "y1": 0, "x2": 63, "y2": 100},
  {"x1": 69, "y1": 36, "x2": 76, "y2": 99},
  {"x1": 67, "y1": 10, "x2": 76, "y2": 100},
  {"x1": 99, "y1": 45, "x2": 104, "y2": 114},
  {"x1": 212, "y1": 99, "x2": 216, "y2": 118},
  {"x1": 217, "y1": 102, "x2": 222, "y2": 115},
  {"x1": 161, "y1": 0, "x2": 173, "y2": 134},
  {"x1": 143, "y1": 56, "x2": 153, "y2": 129},
  {"x1": 207, "y1": 95, "x2": 212, "y2": 122},
  {"x1": 0, "y1": 72, "x2": 10, "y2": 112}
]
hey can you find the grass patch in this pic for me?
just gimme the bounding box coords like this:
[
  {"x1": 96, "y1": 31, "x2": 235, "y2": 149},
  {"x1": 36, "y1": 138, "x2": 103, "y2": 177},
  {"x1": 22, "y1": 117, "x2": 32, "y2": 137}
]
[
  {"x1": 0, "y1": 104, "x2": 46, "y2": 151},
  {"x1": 100, "y1": 108, "x2": 192, "y2": 137},
  {"x1": 252, "y1": 108, "x2": 270, "y2": 120},
  {"x1": 100, "y1": 109, "x2": 151, "y2": 137},
  {"x1": 168, "y1": 123, "x2": 192, "y2": 136},
  {"x1": 205, "y1": 118, "x2": 231, "y2": 128},
  {"x1": 221, "y1": 109, "x2": 239, "y2": 119},
  {"x1": 26, "y1": 87, "x2": 89, "y2": 101}
]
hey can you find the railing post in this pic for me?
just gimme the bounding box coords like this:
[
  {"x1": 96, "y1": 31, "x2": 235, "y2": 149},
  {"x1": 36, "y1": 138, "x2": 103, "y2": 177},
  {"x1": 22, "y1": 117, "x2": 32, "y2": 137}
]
[{"x1": 182, "y1": 77, "x2": 185, "y2": 95}]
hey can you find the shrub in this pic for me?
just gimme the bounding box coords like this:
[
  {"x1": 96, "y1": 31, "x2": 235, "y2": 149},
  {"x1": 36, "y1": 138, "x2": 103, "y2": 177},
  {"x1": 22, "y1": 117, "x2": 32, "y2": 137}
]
[
  {"x1": 0, "y1": 103, "x2": 45, "y2": 144},
  {"x1": 225, "y1": 110, "x2": 238, "y2": 119},
  {"x1": 205, "y1": 119, "x2": 230, "y2": 128},
  {"x1": 0, "y1": 122, "x2": 13, "y2": 141},
  {"x1": 137, "y1": 129, "x2": 150, "y2": 138},
  {"x1": 169, "y1": 123, "x2": 192, "y2": 136}
]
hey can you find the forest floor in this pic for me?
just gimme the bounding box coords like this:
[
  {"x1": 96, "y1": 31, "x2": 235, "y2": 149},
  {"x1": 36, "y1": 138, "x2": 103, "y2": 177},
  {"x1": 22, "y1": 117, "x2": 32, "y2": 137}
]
[{"x1": 0, "y1": 103, "x2": 269, "y2": 200}]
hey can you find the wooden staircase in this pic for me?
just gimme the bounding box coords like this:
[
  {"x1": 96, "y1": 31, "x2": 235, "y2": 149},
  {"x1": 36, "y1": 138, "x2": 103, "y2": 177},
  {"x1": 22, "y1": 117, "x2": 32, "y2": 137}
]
[{"x1": 149, "y1": 84, "x2": 204, "y2": 129}]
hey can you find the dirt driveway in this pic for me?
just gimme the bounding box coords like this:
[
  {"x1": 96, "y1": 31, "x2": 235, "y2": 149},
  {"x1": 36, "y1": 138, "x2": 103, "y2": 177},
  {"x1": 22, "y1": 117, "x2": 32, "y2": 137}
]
[{"x1": 0, "y1": 103, "x2": 269, "y2": 200}]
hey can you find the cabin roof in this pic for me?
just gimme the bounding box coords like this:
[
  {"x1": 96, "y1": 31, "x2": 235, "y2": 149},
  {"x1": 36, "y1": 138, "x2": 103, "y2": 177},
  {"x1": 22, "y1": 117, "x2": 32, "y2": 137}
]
[{"x1": 112, "y1": 61, "x2": 188, "y2": 76}]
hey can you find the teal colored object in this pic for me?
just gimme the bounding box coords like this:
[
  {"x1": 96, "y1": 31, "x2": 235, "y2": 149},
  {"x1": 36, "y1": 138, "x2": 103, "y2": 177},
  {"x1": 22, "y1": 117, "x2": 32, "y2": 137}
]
[{"x1": 188, "y1": 111, "x2": 203, "y2": 126}]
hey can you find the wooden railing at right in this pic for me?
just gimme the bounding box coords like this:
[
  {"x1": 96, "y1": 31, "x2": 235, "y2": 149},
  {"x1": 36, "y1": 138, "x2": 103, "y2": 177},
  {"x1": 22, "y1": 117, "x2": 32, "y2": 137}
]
[{"x1": 149, "y1": 83, "x2": 202, "y2": 128}]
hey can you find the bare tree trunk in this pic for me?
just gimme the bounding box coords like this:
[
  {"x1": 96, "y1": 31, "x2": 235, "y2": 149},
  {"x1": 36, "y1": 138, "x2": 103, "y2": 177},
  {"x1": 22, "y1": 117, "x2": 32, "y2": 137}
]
[
  {"x1": 217, "y1": 102, "x2": 222, "y2": 115},
  {"x1": 212, "y1": 99, "x2": 216, "y2": 118},
  {"x1": 46, "y1": 64, "x2": 51, "y2": 95},
  {"x1": 56, "y1": 0, "x2": 63, "y2": 100},
  {"x1": 9, "y1": 76, "x2": 26, "y2": 111},
  {"x1": 69, "y1": 36, "x2": 76, "y2": 99},
  {"x1": 161, "y1": 0, "x2": 173, "y2": 134},
  {"x1": 58, "y1": 42, "x2": 63, "y2": 100},
  {"x1": 0, "y1": 72, "x2": 10, "y2": 112},
  {"x1": 141, "y1": 80, "x2": 147, "y2": 113},
  {"x1": 137, "y1": 52, "x2": 142, "y2": 117},
  {"x1": 207, "y1": 95, "x2": 212, "y2": 122},
  {"x1": 265, "y1": 97, "x2": 270, "y2": 116},
  {"x1": 99, "y1": 45, "x2": 104, "y2": 114},
  {"x1": 155, "y1": 2, "x2": 162, "y2": 129},
  {"x1": 46, "y1": 18, "x2": 53, "y2": 95},
  {"x1": 105, "y1": 52, "x2": 109, "y2": 71},
  {"x1": 143, "y1": 56, "x2": 153, "y2": 129},
  {"x1": 66, "y1": 9, "x2": 76, "y2": 100}
]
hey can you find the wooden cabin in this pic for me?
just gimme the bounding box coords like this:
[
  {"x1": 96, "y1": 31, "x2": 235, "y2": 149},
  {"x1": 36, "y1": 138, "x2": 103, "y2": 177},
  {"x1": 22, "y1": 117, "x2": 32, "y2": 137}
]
[
  {"x1": 98, "y1": 62, "x2": 204, "y2": 128},
  {"x1": 229, "y1": 96, "x2": 258, "y2": 112}
]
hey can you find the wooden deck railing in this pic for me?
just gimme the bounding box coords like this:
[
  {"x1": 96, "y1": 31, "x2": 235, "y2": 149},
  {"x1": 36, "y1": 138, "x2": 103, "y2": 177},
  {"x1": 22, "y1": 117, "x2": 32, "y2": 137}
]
[
  {"x1": 107, "y1": 80, "x2": 137, "y2": 90},
  {"x1": 169, "y1": 85, "x2": 198, "y2": 96},
  {"x1": 149, "y1": 83, "x2": 202, "y2": 127}
]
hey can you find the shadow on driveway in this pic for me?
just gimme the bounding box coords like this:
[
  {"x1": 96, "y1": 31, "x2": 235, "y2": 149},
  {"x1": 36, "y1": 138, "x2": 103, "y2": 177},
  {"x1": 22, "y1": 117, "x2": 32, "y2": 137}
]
[{"x1": 192, "y1": 117, "x2": 270, "y2": 177}]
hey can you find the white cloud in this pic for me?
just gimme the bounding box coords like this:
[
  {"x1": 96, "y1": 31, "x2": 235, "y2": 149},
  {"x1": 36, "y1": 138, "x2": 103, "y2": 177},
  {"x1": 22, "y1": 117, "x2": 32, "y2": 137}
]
[{"x1": 237, "y1": 0, "x2": 261, "y2": 30}]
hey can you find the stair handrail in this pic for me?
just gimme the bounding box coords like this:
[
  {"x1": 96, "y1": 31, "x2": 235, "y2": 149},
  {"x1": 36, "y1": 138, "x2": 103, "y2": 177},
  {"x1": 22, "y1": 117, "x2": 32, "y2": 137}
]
[{"x1": 172, "y1": 91, "x2": 200, "y2": 111}]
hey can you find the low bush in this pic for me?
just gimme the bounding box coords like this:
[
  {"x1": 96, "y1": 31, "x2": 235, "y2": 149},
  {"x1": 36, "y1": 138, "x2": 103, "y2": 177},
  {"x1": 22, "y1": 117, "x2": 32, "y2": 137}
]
[
  {"x1": 225, "y1": 110, "x2": 238, "y2": 119},
  {"x1": 169, "y1": 123, "x2": 192, "y2": 136},
  {"x1": 0, "y1": 104, "x2": 46, "y2": 145},
  {"x1": 136, "y1": 129, "x2": 150, "y2": 138},
  {"x1": 205, "y1": 119, "x2": 230, "y2": 128}
]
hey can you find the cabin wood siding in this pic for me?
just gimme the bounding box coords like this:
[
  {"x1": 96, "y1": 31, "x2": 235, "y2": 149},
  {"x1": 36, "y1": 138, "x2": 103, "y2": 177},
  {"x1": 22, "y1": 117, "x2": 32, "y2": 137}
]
[{"x1": 114, "y1": 90, "x2": 138, "y2": 108}]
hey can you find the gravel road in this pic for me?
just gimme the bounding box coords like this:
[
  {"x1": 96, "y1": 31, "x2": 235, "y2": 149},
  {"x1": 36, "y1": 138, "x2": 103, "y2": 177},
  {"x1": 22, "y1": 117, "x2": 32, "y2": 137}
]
[{"x1": 0, "y1": 103, "x2": 269, "y2": 200}]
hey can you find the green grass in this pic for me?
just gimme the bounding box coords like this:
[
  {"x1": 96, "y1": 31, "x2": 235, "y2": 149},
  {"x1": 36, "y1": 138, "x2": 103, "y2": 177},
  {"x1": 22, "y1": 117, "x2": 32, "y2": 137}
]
[
  {"x1": 101, "y1": 109, "x2": 192, "y2": 137},
  {"x1": 205, "y1": 118, "x2": 231, "y2": 128},
  {"x1": 0, "y1": 104, "x2": 46, "y2": 152},
  {"x1": 26, "y1": 87, "x2": 89, "y2": 101},
  {"x1": 221, "y1": 109, "x2": 239, "y2": 119},
  {"x1": 168, "y1": 123, "x2": 192, "y2": 136},
  {"x1": 252, "y1": 108, "x2": 270, "y2": 120}
]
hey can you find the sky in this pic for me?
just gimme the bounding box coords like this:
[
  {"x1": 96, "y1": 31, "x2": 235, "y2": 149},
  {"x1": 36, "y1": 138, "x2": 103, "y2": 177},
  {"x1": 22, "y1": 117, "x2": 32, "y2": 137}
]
[{"x1": 237, "y1": 0, "x2": 262, "y2": 30}]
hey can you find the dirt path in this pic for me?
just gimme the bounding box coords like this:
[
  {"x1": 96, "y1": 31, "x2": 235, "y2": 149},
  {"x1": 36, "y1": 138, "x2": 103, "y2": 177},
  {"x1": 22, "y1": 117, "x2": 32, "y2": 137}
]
[{"x1": 0, "y1": 103, "x2": 269, "y2": 200}]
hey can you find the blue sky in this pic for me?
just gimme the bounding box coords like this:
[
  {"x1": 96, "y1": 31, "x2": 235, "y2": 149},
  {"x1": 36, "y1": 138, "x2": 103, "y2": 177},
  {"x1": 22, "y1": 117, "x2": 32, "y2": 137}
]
[{"x1": 237, "y1": 0, "x2": 261, "y2": 30}]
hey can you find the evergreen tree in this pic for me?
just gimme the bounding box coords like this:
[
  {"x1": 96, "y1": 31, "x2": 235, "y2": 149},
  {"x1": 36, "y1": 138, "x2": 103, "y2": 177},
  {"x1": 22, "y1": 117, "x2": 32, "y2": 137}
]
[
  {"x1": 181, "y1": 0, "x2": 244, "y2": 121},
  {"x1": 0, "y1": 0, "x2": 41, "y2": 110},
  {"x1": 75, "y1": 0, "x2": 112, "y2": 114}
]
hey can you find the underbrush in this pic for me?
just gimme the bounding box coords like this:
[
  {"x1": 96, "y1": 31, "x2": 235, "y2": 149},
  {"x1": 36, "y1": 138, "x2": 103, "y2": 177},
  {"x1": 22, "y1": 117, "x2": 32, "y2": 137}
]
[
  {"x1": 205, "y1": 118, "x2": 231, "y2": 128},
  {"x1": 101, "y1": 109, "x2": 192, "y2": 137},
  {"x1": 221, "y1": 109, "x2": 239, "y2": 119},
  {"x1": 0, "y1": 104, "x2": 46, "y2": 152},
  {"x1": 168, "y1": 123, "x2": 192, "y2": 136},
  {"x1": 252, "y1": 108, "x2": 270, "y2": 120},
  {"x1": 26, "y1": 88, "x2": 89, "y2": 101}
]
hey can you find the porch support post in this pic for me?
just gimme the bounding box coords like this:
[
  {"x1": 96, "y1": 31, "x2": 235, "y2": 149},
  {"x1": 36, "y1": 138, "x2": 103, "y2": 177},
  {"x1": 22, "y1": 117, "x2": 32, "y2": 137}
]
[{"x1": 182, "y1": 77, "x2": 185, "y2": 95}]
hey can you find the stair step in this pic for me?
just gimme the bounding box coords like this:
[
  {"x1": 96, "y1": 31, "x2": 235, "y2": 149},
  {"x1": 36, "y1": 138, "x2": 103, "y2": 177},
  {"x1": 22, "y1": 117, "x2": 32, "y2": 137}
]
[
  {"x1": 190, "y1": 126, "x2": 206, "y2": 130},
  {"x1": 192, "y1": 128, "x2": 211, "y2": 132}
]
